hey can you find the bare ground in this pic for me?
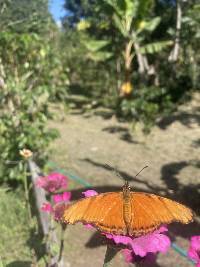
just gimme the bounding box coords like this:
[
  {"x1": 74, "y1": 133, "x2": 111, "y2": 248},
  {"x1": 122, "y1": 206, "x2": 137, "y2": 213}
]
[{"x1": 48, "y1": 93, "x2": 200, "y2": 267}]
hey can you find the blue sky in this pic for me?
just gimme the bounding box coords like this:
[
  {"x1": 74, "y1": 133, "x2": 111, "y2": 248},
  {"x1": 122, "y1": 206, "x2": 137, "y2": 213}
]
[{"x1": 49, "y1": 0, "x2": 66, "y2": 23}]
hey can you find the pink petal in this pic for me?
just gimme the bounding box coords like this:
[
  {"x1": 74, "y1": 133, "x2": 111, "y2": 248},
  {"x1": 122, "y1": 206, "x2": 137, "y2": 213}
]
[
  {"x1": 41, "y1": 202, "x2": 53, "y2": 213},
  {"x1": 36, "y1": 176, "x2": 46, "y2": 187},
  {"x1": 84, "y1": 224, "x2": 95, "y2": 229},
  {"x1": 82, "y1": 190, "x2": 98, "y2": 197},
  {"x1": 122, "y1": 249, "x2": 135, "y2": 263},
  {"x1": 130, "y1": 231, "x2": 170, "y2": 256},
  {"x1": 106, "y1": 233, "x2": 131, "y2": 245},
  {"x1": 154, "y1": 225, "x2": 168, "y2": 234},
  {"x1": 62, "y1": 191, "x2": 72, "y2": 202},
  {"x1": 188, "y1": 236, "x2": 200, "y2": 262},
  {"x1": 190, "y1": 236, "x2": 200, "y2": 251},
  {"x1": 53, "y1": 192, "x2": 72, "y2": 203},
  {"x1": 105, "y1": 227, "x2": 170, "y2": 257},
  {"x1": 53, "y1": 194, "x2": 63, "y2": 203},
  {"x1": 36, "y1": 172, "x2": 68, "y2": 193},
  {"x1": 54, "y1": 203, "x2": 69, "y2": 221}
]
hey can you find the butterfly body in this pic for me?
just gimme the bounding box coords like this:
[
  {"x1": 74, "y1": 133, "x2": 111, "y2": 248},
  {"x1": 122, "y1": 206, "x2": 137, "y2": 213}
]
[
  {"x1": 123, "y1": 182, "x2": 132, "y2": 234},
  {"x1": 63, "y1": 185, "x2": 193, "y2": 237}
]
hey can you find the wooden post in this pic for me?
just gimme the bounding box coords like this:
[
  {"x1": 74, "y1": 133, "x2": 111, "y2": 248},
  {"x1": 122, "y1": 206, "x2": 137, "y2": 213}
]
[{"x1": 28, "y1": 160, "x2": 66, "y2": 267}]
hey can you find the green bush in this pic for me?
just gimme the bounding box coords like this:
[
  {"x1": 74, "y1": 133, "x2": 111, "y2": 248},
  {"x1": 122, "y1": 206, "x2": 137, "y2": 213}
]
[
  {"x1": 119, "y1": 86, "x2": 174, "y2": 132},
  {"x1": 0, "y1": 31, "x2": 69, "y2": 100},
  {"x1": 0, "y1": 76, "x2": 59, "y2": 183},
  {"x1": 0, "y1": 31, "x2": 67, "y2": 183}
]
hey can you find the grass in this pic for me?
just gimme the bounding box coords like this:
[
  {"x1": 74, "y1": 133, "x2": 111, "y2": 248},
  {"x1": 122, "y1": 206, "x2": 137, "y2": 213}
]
[{"x1": 0, "y1": 186, "x2": 33, "y2": 266}]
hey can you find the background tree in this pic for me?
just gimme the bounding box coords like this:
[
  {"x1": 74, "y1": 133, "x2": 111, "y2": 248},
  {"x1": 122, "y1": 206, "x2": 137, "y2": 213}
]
[
  {"x1": 62, "y1": 0, "x2": 199, "y2": 130},
  {"x1": 0, "y1": 0, "x2": 54, "y2": 33}
]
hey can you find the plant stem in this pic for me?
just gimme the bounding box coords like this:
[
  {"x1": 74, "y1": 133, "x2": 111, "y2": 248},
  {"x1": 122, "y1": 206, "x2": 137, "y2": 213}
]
[
  {"x1": 58, "y1": 224, "x2": 66, "y2": 262},
  {"x1": 46, "y1": 214, "x2": 54, "y2": 265},
  {"x1": 23, "y1": 161, "x2": 32, "y2": 221},
  {"x1": 103, "y1": 245, "x2": 118, "y2": 267}
]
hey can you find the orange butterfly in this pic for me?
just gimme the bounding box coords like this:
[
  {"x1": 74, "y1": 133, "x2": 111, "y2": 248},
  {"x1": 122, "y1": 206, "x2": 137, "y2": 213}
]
[{"x1": 62, "y1": 181, "x2": 193, "y2": 237}]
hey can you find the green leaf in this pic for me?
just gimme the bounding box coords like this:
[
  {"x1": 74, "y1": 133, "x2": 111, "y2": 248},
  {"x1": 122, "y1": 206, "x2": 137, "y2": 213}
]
[
  {"x1": 137, "y1": 17, "x2": 161, "y2": 33},
  {"x1": 124, "y1": 0, "x2": 139, "y2": 18},
  {"x1": 140, "y1": 41, "x2": 173, "y2": 54},
  {"x1": 83, "y1": 39, "x2": 111, "y2": 52},
  {"x1": 113, "y1": 14, "x2": 128, "y2": 37},
  {"x1": 87, "y1": 51, "x2": 113, "y2": 62}
]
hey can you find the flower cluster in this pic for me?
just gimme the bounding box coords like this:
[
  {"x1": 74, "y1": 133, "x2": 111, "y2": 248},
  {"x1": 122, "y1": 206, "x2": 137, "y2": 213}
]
[
  {"x1": 42, "y1": 191, "x2": 71, "y2": 220},
  {"x1": 37, "y1": 172, "x2": 71, "y2": 220},
  {"x1": 36, "y1": 172, "x2": 68, "y2": 193}
]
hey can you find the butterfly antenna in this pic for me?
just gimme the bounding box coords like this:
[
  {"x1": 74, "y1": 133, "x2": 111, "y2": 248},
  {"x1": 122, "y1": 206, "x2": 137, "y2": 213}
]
[
  {"x1": 105, "y1": 164, "x2": 124, "y2": 181},
  {"x1": 135, "y1": 166, "x2": 148, "y2": 178}
]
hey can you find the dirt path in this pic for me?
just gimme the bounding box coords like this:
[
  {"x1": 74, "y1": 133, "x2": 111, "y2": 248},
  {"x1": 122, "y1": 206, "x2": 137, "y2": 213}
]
[{"x1": 49, "y1": 93, "x2": 200, "y2": 267}]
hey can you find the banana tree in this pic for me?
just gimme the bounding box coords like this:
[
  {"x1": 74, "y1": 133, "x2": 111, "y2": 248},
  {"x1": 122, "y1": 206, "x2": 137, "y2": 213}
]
[{"x1": 105, "y1": 0, "x2": 172, "y2": 95}]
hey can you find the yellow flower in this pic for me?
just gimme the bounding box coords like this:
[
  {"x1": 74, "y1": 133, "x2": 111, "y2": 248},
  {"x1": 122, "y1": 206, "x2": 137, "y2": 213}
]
[
  {"x1": 121, "y1": 82, "x2": 133, "y2": 95},
  {"x1": 19, "y1": 149, "x2": 33, "y2": 159},
  {"x1": 77, "y1": 20, "x2": 91, "y2": 31},
  {"x1": 138, "y1": 21, "x2": 146, "y2": 30}
]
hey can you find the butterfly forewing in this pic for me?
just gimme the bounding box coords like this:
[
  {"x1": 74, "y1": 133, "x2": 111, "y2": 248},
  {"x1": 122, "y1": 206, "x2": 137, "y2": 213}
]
[
  {"x1": 63, "y1": 192, "x2": 127, "y2": 235},
  {"x1": 130, "y1": 193, "x2": 193, "y2": 236}
]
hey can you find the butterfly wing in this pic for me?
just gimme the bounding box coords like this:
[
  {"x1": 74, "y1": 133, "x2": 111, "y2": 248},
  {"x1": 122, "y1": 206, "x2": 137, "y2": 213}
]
[
  {"x1": 129, "y1": 192, "x2": 193, "y2": 236},
  {"x1": 63, "y1": 192, "x2": 127, "y2": 235}
]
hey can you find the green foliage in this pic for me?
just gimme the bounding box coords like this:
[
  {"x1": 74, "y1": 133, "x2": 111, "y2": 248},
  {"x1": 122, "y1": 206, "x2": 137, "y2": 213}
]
[
  {"x1": 140, "y1": 40, "x2": 172, "y2": 54},
  {"x1": 82, "y1": 39, "x2": 113, "y2": 61},
  {"x1": 0, "y1": 76, "x2": 59, "y2": 182},
  {"x1": 53, "y1": 0, "x2": 200, "y2": 131},
  {"x1": 120, "y1": 86, "x2": 174, "y2": 132},
  {"x1": 0, "y1": 187, "x2": 31, "y2": 263},
  {"x1": 0, "y1": 29, "x2": 70, "y2": 182},
  {"x1": 0, "y1": 0, "x2": 53, "y2": 33},
  {"x1": 0, "y1": 31, "x2": 69, "y2": 97}
]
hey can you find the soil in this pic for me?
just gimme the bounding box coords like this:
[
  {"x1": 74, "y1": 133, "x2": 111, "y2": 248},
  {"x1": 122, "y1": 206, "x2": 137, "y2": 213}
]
[{"x1": 49, "y1": 93, "x2": 200, "y2": 267}]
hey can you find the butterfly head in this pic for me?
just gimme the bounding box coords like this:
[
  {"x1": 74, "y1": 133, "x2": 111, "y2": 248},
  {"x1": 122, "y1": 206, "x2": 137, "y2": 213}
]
[{"x1": 123, "y1": 181, "x2": 131, "y2": 197}]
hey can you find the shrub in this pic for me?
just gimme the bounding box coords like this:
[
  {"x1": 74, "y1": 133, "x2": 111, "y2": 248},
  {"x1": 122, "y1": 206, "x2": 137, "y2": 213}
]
[
  {"x1": 0, "y1": 32, "x2": 64, "y2": 183},
  {"x1": 119, "y1": 86, "x2": 175, "y2": 132}
]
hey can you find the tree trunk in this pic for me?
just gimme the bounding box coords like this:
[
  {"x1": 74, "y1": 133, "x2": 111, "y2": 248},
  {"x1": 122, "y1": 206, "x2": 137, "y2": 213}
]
[
  {"x1": 124, "y1": 40, "x2": 133, "y2": 83},
  {"x1": 168, "y1": 0, "x2": 182, "y2": 62},
  {"x1": 133, "y1": 41, "x2": 146, "y2": 74},
  {"x1": 120, "y1": 40, "x2": 134, "y2": 96}
]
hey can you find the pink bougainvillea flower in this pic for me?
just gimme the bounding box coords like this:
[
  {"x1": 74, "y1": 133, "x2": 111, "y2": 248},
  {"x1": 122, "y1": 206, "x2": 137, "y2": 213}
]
[
  {"x1": 82, "y1": 189, "x2": 171, "y2": 264},
  {"x1": 188, "y1": 236, "x2": 200, "y2": 267},
  {"x1": 36, "y1": 172, "x2": 68, "y2": 193},
  {"x1": 41, "y1": 192, "x2": 72, "y2": 221}
]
